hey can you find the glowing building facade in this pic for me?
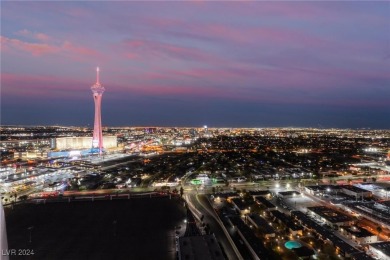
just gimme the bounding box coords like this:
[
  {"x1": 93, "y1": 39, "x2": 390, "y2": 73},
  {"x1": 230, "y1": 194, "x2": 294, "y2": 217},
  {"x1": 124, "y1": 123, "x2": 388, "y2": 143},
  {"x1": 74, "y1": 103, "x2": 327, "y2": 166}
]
[
  {"x1": 54, "y1": 136, "x2": 117, "y2": 150},
  {"x1": 91, "y1": 67, "x2": 105, "y2": 155}
]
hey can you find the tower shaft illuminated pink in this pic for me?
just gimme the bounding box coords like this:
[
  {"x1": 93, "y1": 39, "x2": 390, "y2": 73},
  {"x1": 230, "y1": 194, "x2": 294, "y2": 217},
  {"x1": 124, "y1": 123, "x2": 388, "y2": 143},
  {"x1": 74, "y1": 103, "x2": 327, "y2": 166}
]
[{"x1": 91, "y1": 67, "x2": 105, "y2": 155}]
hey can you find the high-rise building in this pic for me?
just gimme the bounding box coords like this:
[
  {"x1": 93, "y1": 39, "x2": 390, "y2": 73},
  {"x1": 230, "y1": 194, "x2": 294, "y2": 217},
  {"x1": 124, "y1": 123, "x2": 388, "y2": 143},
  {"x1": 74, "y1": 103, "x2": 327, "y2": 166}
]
[{"x1": 91, "y1": 67, "x2": 105, "y2": 155}]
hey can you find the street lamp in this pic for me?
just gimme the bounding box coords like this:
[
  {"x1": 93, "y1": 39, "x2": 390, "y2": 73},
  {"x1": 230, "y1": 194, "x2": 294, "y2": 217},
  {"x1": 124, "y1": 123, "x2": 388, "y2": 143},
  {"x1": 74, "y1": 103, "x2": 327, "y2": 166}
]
[
  {"x1": 28, "y1": 226, "x2": 34, "y2": 243},
  {"x1": 293, "y1": 193, "x2": 297, "y2": 207}
]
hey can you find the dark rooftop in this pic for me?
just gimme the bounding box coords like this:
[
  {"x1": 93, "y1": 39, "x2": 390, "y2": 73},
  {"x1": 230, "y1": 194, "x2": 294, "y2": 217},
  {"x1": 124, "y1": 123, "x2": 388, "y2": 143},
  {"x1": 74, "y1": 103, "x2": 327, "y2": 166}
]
[
  {"x1": 230, "y1": 198, "x2": 250, "y2": 211},
  {"x1": 305, "y1": 185, "x2": 341, "y2": 192},
  {"x1": 350, "y1": 252, "x2": 376, "y2": 260},
  {"x1": 228, "y1": 216, "x2": 271, "y2": 260},
  {"x1": 249, "y1": 190, "x2": 271, "y2": 196},
  {"x1": 248, "y1": 214, "x2": 275, "y2": 234},
  {"x1": 370, "y1": 241, "x2": 390, "y2": 257},
  {"x1": 254, "y1": 196, "x2": 276, "y2": 209},
  {"x1": 341, "y1": 226, "x2": 374, "y2": 238},
  {"x1": 307, "y1": 206, "x2": 353, "y2": 223},
  {"x1": 278, "y1": 191, "x2": 301, "y2": 196},
  {"x1": 270, "y1": 210, "x2": 302, "y2": 231}
]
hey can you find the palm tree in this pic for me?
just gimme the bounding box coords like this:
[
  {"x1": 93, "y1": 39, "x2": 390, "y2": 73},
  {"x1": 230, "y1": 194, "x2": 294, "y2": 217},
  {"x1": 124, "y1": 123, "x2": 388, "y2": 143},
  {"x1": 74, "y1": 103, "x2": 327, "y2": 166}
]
[{"x1": 376, "y1": 226, "x2": 383, "y2": 238}]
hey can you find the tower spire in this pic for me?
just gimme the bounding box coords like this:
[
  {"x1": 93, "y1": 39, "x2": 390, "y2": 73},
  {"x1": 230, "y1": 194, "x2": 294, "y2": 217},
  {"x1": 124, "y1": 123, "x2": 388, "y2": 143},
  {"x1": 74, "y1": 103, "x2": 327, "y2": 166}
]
[
  {"x1": 91, "y1": 67, "x2": 105, "y2": 156},
  {"x1": 96, "y1": 67, "x2": 100, "y2": 84}
]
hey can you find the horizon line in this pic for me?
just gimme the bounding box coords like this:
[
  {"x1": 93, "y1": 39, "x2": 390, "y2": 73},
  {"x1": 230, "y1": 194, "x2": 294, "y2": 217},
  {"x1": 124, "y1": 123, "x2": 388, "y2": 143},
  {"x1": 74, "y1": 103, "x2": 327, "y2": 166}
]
[{"x1": 0, "y1": 124, "x2": 388, "y2": 131}]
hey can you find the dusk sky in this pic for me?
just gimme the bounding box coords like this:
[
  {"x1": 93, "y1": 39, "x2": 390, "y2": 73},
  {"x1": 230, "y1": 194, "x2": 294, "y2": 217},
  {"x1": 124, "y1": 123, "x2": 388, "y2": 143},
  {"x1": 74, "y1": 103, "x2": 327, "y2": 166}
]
[{"x1": 1, "y1": 1, "x2": 389, "y2": 128}]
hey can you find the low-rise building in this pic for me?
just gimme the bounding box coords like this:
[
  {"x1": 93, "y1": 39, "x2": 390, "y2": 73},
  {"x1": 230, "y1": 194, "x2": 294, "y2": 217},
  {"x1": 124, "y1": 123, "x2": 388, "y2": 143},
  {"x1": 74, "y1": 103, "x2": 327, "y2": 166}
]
[
  {"x1": 247, "y1": 214, "x2": 275, "y2": 238},
  {"x1": 340, "y1": 226, "x2": 377, "y2": 244},
  {"x1": 291, "y1": 211, "x2": 362, "y2": 258},
  {"x1": 270, "y1": 210, "x2": 302, "y2": 236},
  {"x1": 341, "y1": 185, "x2": 372, "y2": 199},
  {"x1": 249, "y1": 190, "x2": 271, "y2": 199},
  {"x1": 278, "y1": 191, "x2": 300, "y2": 198},
  {"x1": 307, "y1": 206, "x2": 354, "y2": 228},
  {"x1": 304, "y1": 185, "x2": 341, "y2": 196},
  {"x1": 369, "y1": 241, "x2": 390, "y2": 260},
  {"x1": 254, "y1": 196, "x2": 276, "y2": 211},
  {"x1": 230, "y1": 198, "x2": 251, "y2": 215}
]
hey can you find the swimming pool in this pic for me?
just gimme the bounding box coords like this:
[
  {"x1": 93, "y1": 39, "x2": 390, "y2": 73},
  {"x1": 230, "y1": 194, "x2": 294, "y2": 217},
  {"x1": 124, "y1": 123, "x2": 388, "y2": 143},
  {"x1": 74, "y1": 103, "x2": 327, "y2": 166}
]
[{"x1": 284, "y1": 240, "x2": 302, "y2": 249}]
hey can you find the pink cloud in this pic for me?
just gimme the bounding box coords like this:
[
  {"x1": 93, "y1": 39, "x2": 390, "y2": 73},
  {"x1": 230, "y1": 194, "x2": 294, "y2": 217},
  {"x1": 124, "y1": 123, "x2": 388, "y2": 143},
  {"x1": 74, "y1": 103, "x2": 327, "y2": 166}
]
[
  {"x1": 15, "y1": 29, "x2": 50, "y2": 42},
  {"x1": 62, "y1": 41, "x2": 100, "y2": 57},
  {"x1": 1, "y1": 35, "x2": 103, "y2": 60},
  {"x1": 121, "y1": 39, "x2": 225, "y2": 64},
  {"x1": 3, "y1": 71, "x2": 388, "y2": 109},
  {"x1": 35, "y1": 33, "x2": 50, "y2": 41},
  {"x1": 1, "y1": 36, "x2": 57, "y2": 56}
]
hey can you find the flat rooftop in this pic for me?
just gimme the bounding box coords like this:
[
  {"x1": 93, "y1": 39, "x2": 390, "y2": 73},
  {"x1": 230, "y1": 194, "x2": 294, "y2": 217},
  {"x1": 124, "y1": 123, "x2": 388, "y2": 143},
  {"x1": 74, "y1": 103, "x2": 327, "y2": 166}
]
[
  {"x1": 249, "y1": 190, "x2": 270, "y2": 196},
  {"x1": 228, "y1": 216, "x2": 271, "y2": 260},
  {"x1": 254, "y1": 196, "x2": 276, "y2": 209},
  {"x1": 248, "y1": 214, "x2": 275, "y2": 234},
  {"x1": 305, "y1": 185, "x2": 341, "y2": 192},
  {"x1": 350, "y1": 252, "x2": 376, "y2": 260},
  {"x1": 230, "y1": 197, "x2": 249, "y2": 210},
  {"x1": 341, "y1": 226, "x2": 374, "y2": 238},
  {"x1": 307, "y1": 206, "x2": 353, "y2": 223},
  {"x1": 370, "y1": 241, "x2": 390, "y2": 257},
  {"x1": 278, "y1": 191, "x2": 301, "y2": 196},
  {"x1": 270, "y1": 210, "x2": 302, "y2": 231},
  {"x1": 342, "y1": 185, "x2": 371, "y2": 193}
]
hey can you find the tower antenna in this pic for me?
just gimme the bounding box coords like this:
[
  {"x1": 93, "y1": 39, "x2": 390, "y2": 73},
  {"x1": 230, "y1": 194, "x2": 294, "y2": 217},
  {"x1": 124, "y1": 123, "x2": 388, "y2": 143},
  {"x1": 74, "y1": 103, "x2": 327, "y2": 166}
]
[
  {"x1": 96, "y1": 67, "x2": 100, "y2": 84},
  {"x1": 91, "y1": 67, "x2": 105, "y2": 156}
]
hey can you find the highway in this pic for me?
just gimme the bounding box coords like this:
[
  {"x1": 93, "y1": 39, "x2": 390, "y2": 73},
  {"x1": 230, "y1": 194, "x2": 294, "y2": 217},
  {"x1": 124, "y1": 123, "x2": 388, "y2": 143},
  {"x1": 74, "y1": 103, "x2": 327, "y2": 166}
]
[{"x1": 185, "y1": 193, "x2": 244, "y2": 260}]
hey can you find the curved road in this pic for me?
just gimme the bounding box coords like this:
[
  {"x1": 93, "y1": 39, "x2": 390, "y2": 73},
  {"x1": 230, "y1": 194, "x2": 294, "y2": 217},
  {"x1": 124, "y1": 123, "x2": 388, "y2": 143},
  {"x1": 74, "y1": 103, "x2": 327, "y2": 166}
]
[{"x1": 186, "y1": 193, "x2": 243, "y2": 260}]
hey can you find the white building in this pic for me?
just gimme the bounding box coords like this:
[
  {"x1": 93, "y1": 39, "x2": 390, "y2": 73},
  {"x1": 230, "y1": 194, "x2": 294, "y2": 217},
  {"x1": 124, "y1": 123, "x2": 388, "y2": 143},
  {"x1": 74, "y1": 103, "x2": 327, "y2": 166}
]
[
  {"x1": 342, "y1": 185, "x2": 372, "y2": 199},
  {"x1": 340, "y1": 226, "x2": 377, "y2": 245},
  {"x1": 55, "y1": 136, "x2": 117, "y2": 150}
]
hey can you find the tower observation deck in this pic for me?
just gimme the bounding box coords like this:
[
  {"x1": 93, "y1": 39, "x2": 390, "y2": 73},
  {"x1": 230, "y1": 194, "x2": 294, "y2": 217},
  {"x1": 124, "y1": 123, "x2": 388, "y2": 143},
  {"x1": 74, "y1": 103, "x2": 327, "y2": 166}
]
[{"x1": 91, "y1": 67, "x2": 105, "y2": 155}]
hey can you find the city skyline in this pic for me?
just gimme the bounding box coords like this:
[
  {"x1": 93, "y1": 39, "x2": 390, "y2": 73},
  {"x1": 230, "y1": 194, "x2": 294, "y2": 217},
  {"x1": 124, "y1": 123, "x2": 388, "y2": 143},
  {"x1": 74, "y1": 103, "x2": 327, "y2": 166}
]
[{"x1": 1, "y1": 1, "x2": 390, "y2": 128}]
